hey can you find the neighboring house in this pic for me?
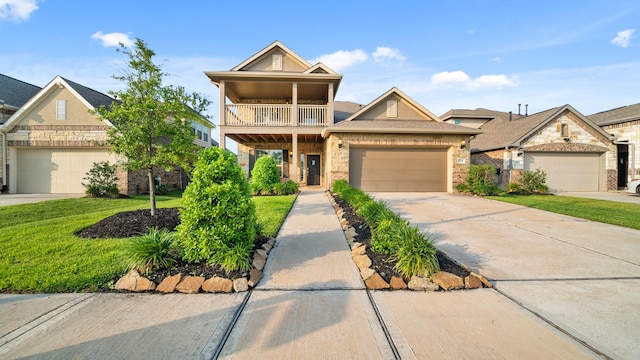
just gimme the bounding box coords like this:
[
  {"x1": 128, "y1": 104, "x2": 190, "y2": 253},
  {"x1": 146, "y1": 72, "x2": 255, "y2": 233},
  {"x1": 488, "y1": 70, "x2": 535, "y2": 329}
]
[
  {"x1": 0, "y1": 75, "x2": 214, "y2": 194},
  {"x1": 588, "y1": 103, "x2": 640, "y2": 189},
  {"x1": 440, "y1": 108, "x2": 511, "y2": 129},
  {"x1": 458, "y1": 105, "x2": 616, "y2": 192},
  {"x1": 0, "y1": 74, "x2": 41, "y2": 192},
  {"x1": 206, "y1": 41, "x2": 480, "y2": 192}
]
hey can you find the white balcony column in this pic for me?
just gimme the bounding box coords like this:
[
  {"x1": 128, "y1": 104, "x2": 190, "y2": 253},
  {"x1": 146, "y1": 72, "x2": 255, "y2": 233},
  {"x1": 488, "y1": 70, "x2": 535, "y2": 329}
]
[
  {"x1": 292, "y1": 132, "x2": 298, "y2": 183},
  {"x1": 328, "y1": 83, "x2": 334, "y2": 125},
  {"x1": 219, "y1": 81, "x2": 226, "y2": 126},
  {"x1": 292, "y1": 82, "x2": 298, "y2": 126}
]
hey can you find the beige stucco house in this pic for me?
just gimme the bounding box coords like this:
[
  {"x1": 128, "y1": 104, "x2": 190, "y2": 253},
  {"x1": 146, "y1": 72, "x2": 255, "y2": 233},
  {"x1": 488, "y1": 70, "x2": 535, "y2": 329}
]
[
  {"x1": 206, "y1": 41, "x2": 480, "y2": 191},
  {"x1": 449, "y1": 105, "x2": 617, "y2": 192},
  {"x1": 0, "y1": 75, "x2": 214, "y2": 194}
]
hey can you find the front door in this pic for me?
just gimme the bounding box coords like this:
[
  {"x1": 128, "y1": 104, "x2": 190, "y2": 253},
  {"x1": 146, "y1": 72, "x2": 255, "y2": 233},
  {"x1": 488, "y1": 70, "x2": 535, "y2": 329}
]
[
  {"x1": 307, "y1": 155, "x2": 320, "y2": 186},
  {"x1": 617, "y1": 144, "x2": 629, "y2": 189}
]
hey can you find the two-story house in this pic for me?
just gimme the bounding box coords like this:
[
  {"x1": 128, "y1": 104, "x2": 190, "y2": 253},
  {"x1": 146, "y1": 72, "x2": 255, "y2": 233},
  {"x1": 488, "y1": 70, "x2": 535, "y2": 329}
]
[{"x1": 206, "y1": 41, "x2": 480, "y2": 192}]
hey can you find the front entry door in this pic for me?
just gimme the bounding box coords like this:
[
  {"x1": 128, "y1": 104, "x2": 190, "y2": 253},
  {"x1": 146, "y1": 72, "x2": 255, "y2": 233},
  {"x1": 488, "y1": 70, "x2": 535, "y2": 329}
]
[{"x1": 307, "y1": 155, "x2": 320, "y2": 186}]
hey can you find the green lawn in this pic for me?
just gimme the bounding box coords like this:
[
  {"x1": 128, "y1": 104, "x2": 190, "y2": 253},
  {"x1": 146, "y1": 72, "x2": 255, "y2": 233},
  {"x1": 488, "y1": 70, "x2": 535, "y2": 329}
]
[
  {"x1": 488, "y1": 194, "x2": 640, "y2": 230},
  {"x1": 0, "y1": 193, "x2": 296, "y2": 293}
]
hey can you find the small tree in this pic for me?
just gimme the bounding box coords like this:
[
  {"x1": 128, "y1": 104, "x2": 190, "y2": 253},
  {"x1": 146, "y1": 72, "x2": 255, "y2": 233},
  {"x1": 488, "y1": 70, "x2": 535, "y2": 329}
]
[
  {"x1": 456, "y1": 164, "x2": 500, "y2": 196},
  {"x1": 92, "y1": 38, "x2": 211, "y2": 215},
  {"x1": 177, "y1": 147, "x2": 257, "y2": 272},
  {"x1": 82, "y1": 161, "x2": 119, "y2": 198},
  {"x1": 508, "y1": 169, "x2": 549, "y2": 194},
  {"x1": 251, "y1": 156, "x2": 280, "y2": 195}
]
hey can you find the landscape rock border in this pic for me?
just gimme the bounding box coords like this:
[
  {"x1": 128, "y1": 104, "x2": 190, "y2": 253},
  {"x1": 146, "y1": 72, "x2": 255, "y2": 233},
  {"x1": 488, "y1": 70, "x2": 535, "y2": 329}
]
[
  {"x1": 114, "y1": 237, "x2": 276, "y2": 294},
  {"x1": 328, "y1": 191, "x2": 493, "y2": 291}
]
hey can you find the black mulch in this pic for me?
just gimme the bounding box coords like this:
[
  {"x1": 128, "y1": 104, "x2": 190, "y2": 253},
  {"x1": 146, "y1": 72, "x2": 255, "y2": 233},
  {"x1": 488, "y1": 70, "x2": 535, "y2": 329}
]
[{"x1": 332, "y1": 194, "x2": 469, "y2": 283}]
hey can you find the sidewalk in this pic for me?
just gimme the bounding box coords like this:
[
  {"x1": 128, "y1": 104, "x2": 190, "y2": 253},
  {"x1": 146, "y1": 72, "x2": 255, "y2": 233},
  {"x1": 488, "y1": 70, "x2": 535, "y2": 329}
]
[{"x1": 0, "y1": 190, "x2": 599, "y2": 359}]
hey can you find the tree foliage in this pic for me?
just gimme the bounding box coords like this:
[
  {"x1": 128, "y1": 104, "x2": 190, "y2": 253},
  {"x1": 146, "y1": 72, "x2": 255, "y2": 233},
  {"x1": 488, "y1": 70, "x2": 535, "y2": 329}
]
[
  {"x1": 82, "y1": 161, "x2": 120, "y2": 198},
  {"x1": 251, "y1": 156, "x2": 280, "y2": 195},
  {"x1": 92, "y1": 38, "x2": 212, "y2": 215}
]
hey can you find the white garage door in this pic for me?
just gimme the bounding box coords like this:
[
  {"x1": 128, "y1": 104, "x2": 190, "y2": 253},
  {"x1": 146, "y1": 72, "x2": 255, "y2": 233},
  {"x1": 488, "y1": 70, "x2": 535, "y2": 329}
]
[
  {"x1": 349, "y1": 147, "x2": 448, "y2": 192},
  {"x1": 16, "y1": 149, "x2": 117, "y2": 193},
  {"x1": 524, "y1": 152, "x2": 601, "y2": 192}
]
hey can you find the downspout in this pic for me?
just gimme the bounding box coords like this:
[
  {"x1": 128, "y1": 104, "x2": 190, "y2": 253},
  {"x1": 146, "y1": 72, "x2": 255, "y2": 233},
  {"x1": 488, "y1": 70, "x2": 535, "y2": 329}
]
[{"x1": 1, "y1": 130, "x2": 6, "y2": 190}]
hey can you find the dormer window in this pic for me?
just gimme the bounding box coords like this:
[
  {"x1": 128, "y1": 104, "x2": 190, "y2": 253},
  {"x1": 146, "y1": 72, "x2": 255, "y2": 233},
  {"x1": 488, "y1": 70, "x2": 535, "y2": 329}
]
[
  {"x1": 273, "y1": 55, "x2": 283, "y2": 71},
  {"x1": 387, "y1": 100, "x2": 398, "y2": 118},
  {"x1": 56, "y1": 100, "x2": 66, "y2": 120},
  {"x1": 561, "y1": 123, "x2": 569, "y2": 137}
]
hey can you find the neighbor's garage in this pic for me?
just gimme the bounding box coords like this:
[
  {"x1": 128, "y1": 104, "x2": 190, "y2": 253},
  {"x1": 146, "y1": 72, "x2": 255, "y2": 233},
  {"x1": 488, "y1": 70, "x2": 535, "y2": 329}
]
[
  {"x1": 524, "y1": 152, "x2": 601, "y2": 192},
  {"x1": 349, "y1": 147, "x2": 448, "y2": 192},
  {"x1": 16, "y1": 148, "x2": 116, "y2": 193}
]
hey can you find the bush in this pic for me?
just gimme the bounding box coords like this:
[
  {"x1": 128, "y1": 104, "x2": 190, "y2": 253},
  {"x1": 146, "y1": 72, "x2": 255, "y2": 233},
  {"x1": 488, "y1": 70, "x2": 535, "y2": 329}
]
[
  {"x1": 370, "y1": 218, "x2": 403, "y2": 255},
  {"x1": 507, "y1": 169, "x2": 549, "y2": 195},
  {"x1": 332, "y1": 179, "x2": 350, "y2": 194},
  {"x1": 391, "y1": 225, "x2": 440, "y2": 278},
  {"x1": 458, "y1": 164, "x2": 500, "y2": 196},
  {"x1": 177, "y1": 147, "x2": 257, "y2": 272},
  {"x1": 251, "y1": 156, "x2": 280, "y2": 195},
  {"x1": 124, "y1": 228, "x2": 177, "y2": 275},
  {"x1": 280, "y1": 180, "x2": 299, "y2": 195},
  {"x1": 83, "y1": 161, "x2": 119, "y2": 198},
  {"x1": 357, "y1": 199, "x2": 401, "y2": 230}
]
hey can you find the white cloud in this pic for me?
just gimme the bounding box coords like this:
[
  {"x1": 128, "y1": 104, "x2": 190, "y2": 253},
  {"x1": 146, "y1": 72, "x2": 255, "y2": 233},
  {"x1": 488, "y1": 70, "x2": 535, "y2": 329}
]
[
  {"x1": 0, "y1": 0, "x2": 38, "y2": 22},
  {"x1": 611, "y1": 29, "x2": 635, "y2": 48},
  {"x1": 311, "y1": 49, "x2": 368, "y2": 71},
  {"x1": 492, "y1": 57, "x2": 501, "y2": 63},
  {"x1": 466, "y1": 29, "x2": 476, "y2": 35},
  {"x1": 372, "y1": 47, "x2": 406, "y2": 62},
  {"x1": 466, "y1": 74, "x2": 518, "y2": 90},
  {"x1": 430, "y1": 70, "x2": 471, "y2": 85},
  {"x1": 91, "y1": 31, "x2": 134, "y2": 47}
]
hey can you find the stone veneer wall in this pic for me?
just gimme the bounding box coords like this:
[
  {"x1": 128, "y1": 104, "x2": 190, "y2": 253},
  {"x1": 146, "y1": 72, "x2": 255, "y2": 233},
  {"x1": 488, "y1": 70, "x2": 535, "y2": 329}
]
[{"x1": 325, "y1": 133, "x2": 470, "y2": 192}]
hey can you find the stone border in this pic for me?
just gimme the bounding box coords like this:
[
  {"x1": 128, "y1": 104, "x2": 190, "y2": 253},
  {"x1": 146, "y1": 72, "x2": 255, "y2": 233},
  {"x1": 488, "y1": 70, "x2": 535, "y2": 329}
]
[
  {"x1": 113, "y1": 238, "x2": 276, "y2": 294},
  {"x1": 327, "y1": 191, "x2": 493, "y2": 291}
]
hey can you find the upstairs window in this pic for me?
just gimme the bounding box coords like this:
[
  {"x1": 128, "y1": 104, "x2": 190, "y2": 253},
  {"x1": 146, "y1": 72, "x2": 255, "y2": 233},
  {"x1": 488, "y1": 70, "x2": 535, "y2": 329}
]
[
  {"x1": 561, "y1": 123, "x2": 569, "y2": 137},
  {"x1": 454, "y1": 119, "x2": 461, "y2": 125},
  {"x1": 56, "y1": 100, "x2": 66, "y2": 120},
  {"x1": 387, "y1": 100, "x2": 398, "y2": 118}
]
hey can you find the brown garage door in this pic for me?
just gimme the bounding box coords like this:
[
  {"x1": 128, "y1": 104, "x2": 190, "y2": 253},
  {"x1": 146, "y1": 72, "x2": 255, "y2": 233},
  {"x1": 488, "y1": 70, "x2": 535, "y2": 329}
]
[
  {"x1": 349, "y1": 147, "x2": 448, "y2": 192},
  {"x1": 524, "y1": 152, "x2": 600, "y2": 192}
]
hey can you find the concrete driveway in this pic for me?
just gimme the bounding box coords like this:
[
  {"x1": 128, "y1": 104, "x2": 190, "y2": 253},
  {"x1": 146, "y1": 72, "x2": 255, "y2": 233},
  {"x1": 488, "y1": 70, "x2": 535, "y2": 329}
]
[
  {"x1": 555, "y1": 191, "x2": 640, "y2": 204},
  {"x1": 373, "y1": 192, "x2": 640, "y2": 360},
  {"x1": 0, "y1": 194, "x2": 84, "y2": 207}
]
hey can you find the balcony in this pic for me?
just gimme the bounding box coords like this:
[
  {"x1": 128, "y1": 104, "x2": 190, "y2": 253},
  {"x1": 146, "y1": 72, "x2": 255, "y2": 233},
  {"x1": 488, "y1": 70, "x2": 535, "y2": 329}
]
[{"x1": 224, "y1": 104, "x2": 329, "y2": 127}]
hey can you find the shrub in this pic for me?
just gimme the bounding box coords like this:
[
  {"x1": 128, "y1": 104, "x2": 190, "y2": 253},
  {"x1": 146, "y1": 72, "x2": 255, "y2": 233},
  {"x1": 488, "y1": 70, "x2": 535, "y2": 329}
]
[
  {"x1": 124, "y1": 228, "x2": 177, "y2": 275},
  {"x1": 83, "y1": 161, "x2": 119, "y2": 198},
  {"x1": 507, "y1": 169, "x2": 549, "y2": 195},
  {"x1": 357, "y1": 199, "x2": 401, "y2": 230},
  {"x1": 370, "y1": 218, "x2": 403, "y2": 255},
  {"x1": 251, "y1": 156, "x2": 280, "y2": 195},
  {"x1": 391, "y1": 225, "x2": 440, "y2": 278},
  {"x1": 332, "y1": 179, "x2": 350, "y2": 194},
  {"x1": 280, "y1": 180, "x2": 299, "y2": 195},
  {"x1": 458, "y1": 164, "x2": 500, "y2": 196},
  {"x1": 177, "y1": 147, "x2": 257, "y2": 272}
]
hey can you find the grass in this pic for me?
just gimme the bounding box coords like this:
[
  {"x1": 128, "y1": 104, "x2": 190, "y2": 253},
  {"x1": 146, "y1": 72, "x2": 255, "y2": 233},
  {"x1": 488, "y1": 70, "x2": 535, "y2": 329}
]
[
  {"x1": 488, "y1": 194, "x2": 640, "y2": 230},
  {"x1": 0, "y1": 192, "x2": 296, "y2": 293}
]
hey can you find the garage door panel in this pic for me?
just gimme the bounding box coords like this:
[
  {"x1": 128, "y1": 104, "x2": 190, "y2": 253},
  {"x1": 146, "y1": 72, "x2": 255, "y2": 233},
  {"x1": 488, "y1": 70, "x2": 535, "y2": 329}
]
[
  {"x1": 17, "y1": 149, "x2": 116, "y2": 193},
  {"x1": 524, "y1": 152, "x2": 600, "y2": 192},
  {"x1": 350, "y1": 147, "x2": 447, "y2": 192}
]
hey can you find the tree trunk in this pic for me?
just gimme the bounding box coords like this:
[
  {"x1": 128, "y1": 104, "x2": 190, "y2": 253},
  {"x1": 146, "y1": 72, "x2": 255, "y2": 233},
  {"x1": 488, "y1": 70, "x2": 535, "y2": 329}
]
[{"x1": 148, "y1": 167, "x2": 157, "y2": 216}]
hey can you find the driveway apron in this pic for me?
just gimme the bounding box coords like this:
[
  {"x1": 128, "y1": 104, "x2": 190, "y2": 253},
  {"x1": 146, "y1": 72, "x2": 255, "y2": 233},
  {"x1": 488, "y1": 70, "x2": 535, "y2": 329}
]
[{"x1": 374, "y1": 192, "x2": 640, "y2": 360}]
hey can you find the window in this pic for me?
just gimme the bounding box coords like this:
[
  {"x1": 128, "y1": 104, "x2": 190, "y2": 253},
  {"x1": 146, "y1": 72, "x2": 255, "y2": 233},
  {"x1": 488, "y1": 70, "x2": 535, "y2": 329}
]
[
  {"x1": 454, "y1": 119, "x2": 461, "y2": 125},
  {"x1": 203, "y1": 130, "x2": 208, "y2": 142},
  {"x1": 561, "y1": 123, "x2": 569, "y2": 137},
  {"x1": 56, "y1": 100, "x2": 66, "y2": 120},
  {"x1": 386, "y1": 100, "x2": 398, "y2": 118},
  {"x1": 273, "y1": 54, "x2": 283, "y2": 70}
]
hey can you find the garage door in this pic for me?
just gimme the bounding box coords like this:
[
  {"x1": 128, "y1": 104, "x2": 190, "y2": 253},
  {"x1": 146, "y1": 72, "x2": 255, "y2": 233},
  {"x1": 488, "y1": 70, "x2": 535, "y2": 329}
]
[
  {"x1": 349, "y1": 147, "x2": 448, "y2": 192},
  {"x1": 524, "y1": 152, "x2": 600, "y2": 192},
  {"x1": 16, "y1": 149, "x2": 117, "y2": 193}
]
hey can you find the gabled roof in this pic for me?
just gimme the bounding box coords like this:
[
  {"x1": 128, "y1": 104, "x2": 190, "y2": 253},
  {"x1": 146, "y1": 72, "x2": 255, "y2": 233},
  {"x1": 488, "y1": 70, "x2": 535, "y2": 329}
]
[
  {"x1": 588, "y1": 103, "x2": 640, "y2": 126},
  {"x1": 304, "y1": 62, "x2": 337, "y2": 75},
  {"x1": 323, "y1": 87, "x2": 481, "y2": 137},
  {"x1": 344, "y1": 87, "x2": 441, "y2": 122},
  {"x1": 0, "y1": 73, "x2": 41, "y2": 110},
  {"x1": 231, "y1": 40, "x2": 312, "y2": 71},
  {"x1": 440, "y1": 108, "x2": 521, "y2": 121},
  {"x1": 2, "y1": 76, "x2": 115, "y2": 130},
  {"x1": 471, "y1": 104, "x2": 612, "y2": 152}
]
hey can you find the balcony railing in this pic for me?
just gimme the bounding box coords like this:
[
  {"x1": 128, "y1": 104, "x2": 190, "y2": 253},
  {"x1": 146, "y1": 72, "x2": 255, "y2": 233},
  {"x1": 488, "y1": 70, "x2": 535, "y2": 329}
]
[{"x1": 225, "y1": 104, "x2": 329, "y2": 127}]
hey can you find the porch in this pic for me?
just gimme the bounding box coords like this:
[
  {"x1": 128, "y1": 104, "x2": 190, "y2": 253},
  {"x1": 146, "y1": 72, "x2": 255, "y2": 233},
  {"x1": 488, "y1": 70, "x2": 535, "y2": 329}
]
[{"x1": 225, "y1": 104, "x2": 329, "y2": 127}]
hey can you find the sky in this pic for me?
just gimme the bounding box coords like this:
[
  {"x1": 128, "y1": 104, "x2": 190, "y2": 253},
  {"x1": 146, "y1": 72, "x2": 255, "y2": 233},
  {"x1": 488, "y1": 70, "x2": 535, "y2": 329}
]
[{"x1": 1, "y1": 0, "x2": 639, "y2": 147}]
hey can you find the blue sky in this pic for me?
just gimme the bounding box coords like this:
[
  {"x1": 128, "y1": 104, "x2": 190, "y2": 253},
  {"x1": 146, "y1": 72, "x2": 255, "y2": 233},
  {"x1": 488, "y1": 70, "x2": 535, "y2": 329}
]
[{"x1": 1, "y1": 0, "x2": 639, "y2": 144}]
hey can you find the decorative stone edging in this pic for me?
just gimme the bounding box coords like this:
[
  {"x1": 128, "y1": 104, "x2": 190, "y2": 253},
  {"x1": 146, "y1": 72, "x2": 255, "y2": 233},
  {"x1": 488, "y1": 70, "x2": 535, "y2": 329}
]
[
  {"x1": 327, "y1": 191, "x2": 493, "y2": 291},
  {"x1": 113, "y1": 238, "x2": 276, "y2": 293}
]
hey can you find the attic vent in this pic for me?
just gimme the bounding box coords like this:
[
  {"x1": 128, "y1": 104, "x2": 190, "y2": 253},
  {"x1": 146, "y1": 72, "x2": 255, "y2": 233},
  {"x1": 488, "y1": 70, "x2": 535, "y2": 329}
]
[
  {"x1": 387, "y1": 100, "x2": 398, "y2": 118},
  {"x1": 273, "y1": 55, "x2": 283, "y2": 71}
]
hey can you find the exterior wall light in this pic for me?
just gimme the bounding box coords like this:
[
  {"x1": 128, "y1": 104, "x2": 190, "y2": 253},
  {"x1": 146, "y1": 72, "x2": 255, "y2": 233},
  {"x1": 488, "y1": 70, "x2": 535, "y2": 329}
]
[
  {"x1": 460, "y1": 140, "x2": 467, "y2": 149},
  {"x1": 338, "y1": 138, "x2": 343, "y2": 149}
]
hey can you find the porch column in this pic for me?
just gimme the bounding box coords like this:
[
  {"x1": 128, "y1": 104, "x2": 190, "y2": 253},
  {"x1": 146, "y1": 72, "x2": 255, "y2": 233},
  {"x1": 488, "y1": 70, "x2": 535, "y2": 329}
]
[
  {"x1": 292, "y1": 82, "x2": 298, "y2": 126},
  {"x1": 328, "y1": 82, "x2": 334, "y2": 125},
  {"x1": 219, "y1": 129, "x2": 226, "y2": 150},
  {"x1": 219, "y1": 81, "x2": 226, "y2": 126},
  {"x1": 292, "y1": 132, "x2": 298, "y2": 183}
]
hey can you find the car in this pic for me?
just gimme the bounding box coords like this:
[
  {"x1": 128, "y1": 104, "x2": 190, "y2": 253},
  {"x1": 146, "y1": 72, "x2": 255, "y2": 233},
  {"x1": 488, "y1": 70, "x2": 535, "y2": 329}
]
[{"x1": 627, "y1": 179, "x2": 640, "y2": 194}]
